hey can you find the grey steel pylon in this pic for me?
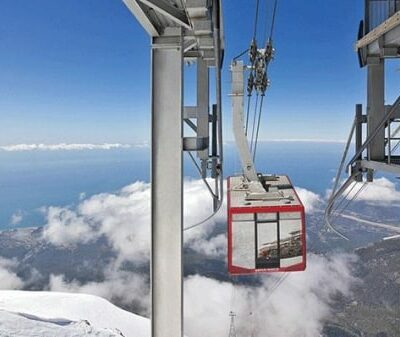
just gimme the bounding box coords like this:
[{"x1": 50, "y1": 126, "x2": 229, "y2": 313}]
[{"x1": 228, "y1": 311, "x2": 237, "y2": 337}]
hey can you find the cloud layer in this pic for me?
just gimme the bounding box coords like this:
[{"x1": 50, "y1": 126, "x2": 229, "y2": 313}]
[
  {"x1": 0, "y1": 177, "x2": 354, "y2": 336},
  {"x1": 48, "y1": 260, "x2": 150, "y2": 314},
  {"x1": 295, "y1": 187, "x2": 322, "y2": 213},
  {"x1": 41, "y1": 179, "x2": 320, "y2": 263},
  {"x1": 347, "y1": 177, "x2": 400, "y2": 204},
  {"x1": 42, "y1": 179, "x2": 225, "y2": 263},
  {"x1": 0, "y1": 143, "x2": 133, "y2": 152},
  {"x1": 9, "y1": 211, "x2": 23, "y2": 226},
  {"x1": 0, "y1": 258, "x2": 24, "y2": 290},
  {"x1": 184, "y1": 254, "x2": 357, "y2": 337}
]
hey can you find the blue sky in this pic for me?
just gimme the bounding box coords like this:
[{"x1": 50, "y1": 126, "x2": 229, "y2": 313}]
[{"x1": 0, "y1": 0, "x2": 399, "y2": 144}]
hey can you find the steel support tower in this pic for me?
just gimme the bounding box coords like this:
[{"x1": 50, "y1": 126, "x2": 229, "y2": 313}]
[
  {"x1": 355, "y1": 0, "x2": 400, "y2": 176},
  {"x1": 326, "y1": 0, "x2": 400, "y2": 228},
  {"x1": 122, "y1": 1, "x2": 224, "y2": 337}
]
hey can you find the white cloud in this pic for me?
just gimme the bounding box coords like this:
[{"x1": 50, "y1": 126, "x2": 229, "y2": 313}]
[
  {"x1": 48, "y1": 260, "x2": 149, "y2": 314},
  {"x1": 261, "y1": 138, "x2": 347, "y2": 143},
  {"x1": 183, "y1": 179, "x2": 227, "y2": 253},
  {"x1": 352, "y1": 178, "x2": 400, "y2": 204},
  {"x1": 9, "y1": 211, "x2": 23, "y2": 226},
  {"x1": 189, "y1": 233, "x2": 226, "y2": 257},
  {"x1": 42, "y1": 180, "x2": 225, "y2": 262},
  {"x1": 295, "y1": 187, "x2": 322, "y2": 213},
  {"x1": 184, "y1": 253, "x2": 357, "y2": 337},
  {"x1": 42, "y1": 207, "x2": 99, "y2": 247},
  {"x1": 0, "y1": 143, "x2": 132, "y2": 152},
  {"x1": 333, "y1": 177, "x2": 400, "y2": 205},
  {"x1": 0, "y1": 258, "x2": 25, "y2": 290}
]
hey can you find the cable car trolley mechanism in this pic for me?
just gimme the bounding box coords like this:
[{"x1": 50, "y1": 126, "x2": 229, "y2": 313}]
[{"x1": 227, "y1": 0, "x2": 306, "y2": 274}]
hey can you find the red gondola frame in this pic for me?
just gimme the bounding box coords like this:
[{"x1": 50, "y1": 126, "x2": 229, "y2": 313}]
[{"x1": 227, "y1": 176, "x2": 307, "y2": 275}]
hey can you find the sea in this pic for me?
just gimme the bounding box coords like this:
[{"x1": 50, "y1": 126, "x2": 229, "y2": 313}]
[{"x1": 0, "y1": 141, "x2": 396, "y2": 230}]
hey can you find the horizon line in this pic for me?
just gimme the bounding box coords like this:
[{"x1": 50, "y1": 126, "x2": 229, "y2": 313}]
[{"x1": 0, "y1": 139, "x2": 348, "y2": 152}]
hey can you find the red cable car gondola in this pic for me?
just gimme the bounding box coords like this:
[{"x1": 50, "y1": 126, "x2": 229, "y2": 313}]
[{"x1": 227, "y1": 174, "x2": 306, "y2": 274}]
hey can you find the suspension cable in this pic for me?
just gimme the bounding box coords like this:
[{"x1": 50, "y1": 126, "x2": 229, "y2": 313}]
[
  {"x1": 253, "y1": 0, "x2": 260, "y2": 41},
  {"x1": 324, "y1": 117, "x2": 357, "y2": 240},
  {"x1": 229, "y1": 275, "x2": 238, "y2": 314},
  {"x1": 341, "y1": 182, "x2": 367, "y2": 213},
  {"x1": 251, "y1": 0, "x2": 278, "y2": 161},
  {"x1": 325, "y1": 173, "x2": 358, "y2": 240},
  {"x1": 183, "y1": 191, "x2": 223, "y2": 231},
  {"x1": 326, "y1": 180, "x2": 368, "y2": 240},
  {"x1": 330, "y1": 119, "x2": 357, "y2": 198},
  {"x1": 250, "y1": 94, "x2": 260, "y2": 152},
  {"x1": 233, "y1": 48, "x2": 250, "y2": 61},
  {"x1": 330, "y1": 181, "x2": 367, "y2": 223},
  {"x1": 253, "y1": 94, "x2": 265, "y2": 161},
  {"x1": 328, "y1": 184, "x2": 367, "y2": 238},
  {"x1": 265, "y1": 273, "x2": 289, "y2": 301},
  {"x1": 263, "y1": 0, "x2": 278, "y2": 45},
  {"x1": 187, "y1": 152, "x2": 217, "y2": 199},
  {"x1": 270, "y1": 0, "x2": 278, "y2": 41},
  {"x1": 331, "y1": 181, "x2": 358, "y2": 216}
]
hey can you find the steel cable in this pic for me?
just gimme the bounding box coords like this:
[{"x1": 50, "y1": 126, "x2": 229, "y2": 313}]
[
  {"x1": 343, "y1": 182, "x2": 368, "y2": 211},
  {"x1": 330, "y1": 181, "x2": 358, "y2": 216},
  {"x1": 264, "y1": 0, "x2": 278, "y2": 45},
  {"x1": 324, "y1": 119, "x2": 357, "y2": 239},
  {"x1": 265, "y1": 273, "x2": 289, "y2": 301},
  {"x1": 327, "y1": 182, "x2": 368, "y2": 240},
  {"x1": 250, "y1": 94, "x2": 260, "y2": 152},
  {"x1": 253, "y1": 94, "x2": 265, "y2": 162},
  {"x1": 187, "y1": 152, "x2": 217, "y2": 199},
  {"x1": 233, "y1": 48, "x2": 250, "y2": 61},
  {"x1": 330, "y1": 119, "x2": 357, "y2": 198},
  {"x1": 253, "y1": 0, "x2": 260, "y2": 41},
  {"x1": 270, "y1": 0, "x2": 278, "y2": 40},
  {"x1": 330, "y1": 182, "x2": 367, "y2": 224},
  {"x1": 229, "y1": 276, "x2": 238, "y2": 316}
]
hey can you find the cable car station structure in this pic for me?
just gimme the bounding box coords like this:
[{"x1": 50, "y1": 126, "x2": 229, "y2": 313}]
[{"x1": 326, "y1": 0, "x2": 400, "y2": 237}]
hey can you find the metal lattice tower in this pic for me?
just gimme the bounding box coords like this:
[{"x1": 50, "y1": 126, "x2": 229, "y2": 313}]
[{"x1": 228, "y1": 311, "x2": 237, "y2": 337}]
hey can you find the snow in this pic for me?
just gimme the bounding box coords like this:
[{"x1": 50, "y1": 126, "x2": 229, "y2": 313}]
[
  {"x1": 0, "y1": 310, "x2": 125, "y2": 337},
  {"x1": 0, "y1": 291, "x2": 150, "y2": 337},
  {"x1": 383, "y1": 234, "x2": 400, "y2": 241}
]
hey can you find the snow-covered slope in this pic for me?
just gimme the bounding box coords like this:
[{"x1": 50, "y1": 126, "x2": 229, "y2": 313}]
[
  {"x1": 0, "y1": 310, "x2": 125, "y2": 337},
  {"x1": 0, "y1": 291, "x2": 150, "y2": 337}
]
